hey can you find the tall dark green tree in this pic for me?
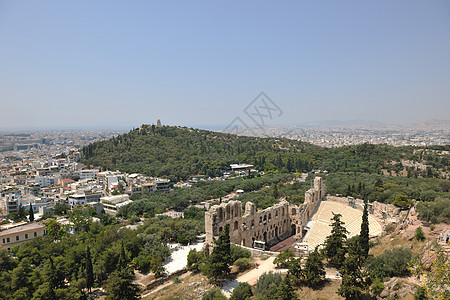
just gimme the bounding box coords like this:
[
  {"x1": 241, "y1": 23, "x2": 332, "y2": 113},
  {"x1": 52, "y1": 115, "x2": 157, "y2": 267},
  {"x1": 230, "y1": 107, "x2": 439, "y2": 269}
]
[
  {"x1": 273, "y1": 183, "x2": 279, "y2": 199},
  {"x1": 323, "y1": 213, "x2": 349, "y2": 268},
  {"x1": 359, "y1": 199, "x2": 370, "y2": 259},
  {"x1": 303, "y1": 247, "x2": 325, "y2": 288},
  {"x1": 338, "y1": 237, "x2": 367, "y2": 300},
  {"x1": 287, "y1": 258, "x2": 304, "y2": 286},
  {"x1": 105, "y1": 267, "x2": 140, "y2": 300},
  {"x1": 206, "y1": 224, "x2": 232, "y2": 285},
  {"x1": 29, "y1": 203, "x2": 34, "y2": 222},
  {"x1": 118, "y1": 241, "x2": 127, "y2": 269},
  {"x1": 105, "y1": 242, "x2": 140, "y2": 300},
  {"x1": 275, "y1": 274, "x2": 297, "y2": 300},
  {"x1": 86, "y1": 245, "x2": 94, "y2": 293}
]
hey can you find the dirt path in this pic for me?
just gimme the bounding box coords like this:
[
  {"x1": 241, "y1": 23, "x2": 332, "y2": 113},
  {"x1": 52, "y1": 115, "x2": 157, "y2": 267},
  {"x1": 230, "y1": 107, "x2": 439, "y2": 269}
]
[
  {"x1": 222, "y1": 256, "x2": 279, "y2": 297},
  {"x1": 140, "y1": 272, "x2": 191, "y2": 298}
]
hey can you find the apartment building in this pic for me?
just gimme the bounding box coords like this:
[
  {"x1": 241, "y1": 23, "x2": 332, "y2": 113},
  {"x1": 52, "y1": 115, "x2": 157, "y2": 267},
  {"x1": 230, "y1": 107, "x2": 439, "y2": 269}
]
[{"x1": 0, "y1": 222, "x2": 46, "y2": 251}]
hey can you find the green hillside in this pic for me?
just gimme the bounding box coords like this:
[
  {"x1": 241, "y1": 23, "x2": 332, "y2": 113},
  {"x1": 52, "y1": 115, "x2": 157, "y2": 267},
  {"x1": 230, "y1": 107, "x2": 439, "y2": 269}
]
[{"x1": 80, "y1": 125, "x2": 448, "y2": 181}]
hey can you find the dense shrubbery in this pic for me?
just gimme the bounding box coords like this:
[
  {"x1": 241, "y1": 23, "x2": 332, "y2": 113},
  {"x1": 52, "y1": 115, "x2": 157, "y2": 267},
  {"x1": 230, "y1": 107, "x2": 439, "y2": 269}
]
[
  {"x1": 254, "y1": 271, "x2": 283, "y2": 300},
  {"x1": 365, "y1": 247, "x2": 412, "y2": 280},
  {"x1": 230, "y1": 244, "x2": 251, "y2": 263},
  {"x1": 230, "y1": 282, "x2": 253, "y2": 300},
  {"x1": 119, "y1": 173, "x2": 293, "y2": 217},
  {"x1": 324, "y1": 172, "x2": 450, "y2": 205},
  {"x1": 416, "y1": 198, "x2": 450, "y2": 223}
]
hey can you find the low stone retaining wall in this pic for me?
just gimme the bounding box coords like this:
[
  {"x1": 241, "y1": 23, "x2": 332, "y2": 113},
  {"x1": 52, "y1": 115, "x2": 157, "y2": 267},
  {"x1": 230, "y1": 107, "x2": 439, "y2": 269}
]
[{"x1": 231, "y1": 242, "x2": 280, "y2": 257}]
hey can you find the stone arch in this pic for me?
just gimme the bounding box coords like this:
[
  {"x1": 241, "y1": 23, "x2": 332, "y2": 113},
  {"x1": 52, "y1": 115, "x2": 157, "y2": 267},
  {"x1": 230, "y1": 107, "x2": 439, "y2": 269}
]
[
  {"x1": 263, "y1": 215, "x2": 267, "y2": 222},
  {"x1": 291, "y1": 224, "x2": 296, "y2": 235},
  {"x1": 282, "y1": 207, "x2": 285, "y2": 216},
  {"x1": 292, "y1": 208, "x2": 296, "y2": 215},
  {"x1": 226, "y1": 206, "x2": 231, "y2": 220},
  {"x1": 234, "y1": 221, "x2": 238, "y2": 231},
  {"x1": 217, "y1": 207, "x2": 223, "y2": 222},
  {"x1": 259, "y1": 216, "x2": 262, "y2": 225},
  {"x1": 219, "y1": 226, "x2": 223, "y2": 233},
  {"x1": 234, "y1": 204, "x2": 239, "y2": 217},
  {"x1": 251, "y1": 220, "x2": 255, "y2": 228},
  {"x1": 275, "y1": 210, "x2": 278, "y2": 218}
]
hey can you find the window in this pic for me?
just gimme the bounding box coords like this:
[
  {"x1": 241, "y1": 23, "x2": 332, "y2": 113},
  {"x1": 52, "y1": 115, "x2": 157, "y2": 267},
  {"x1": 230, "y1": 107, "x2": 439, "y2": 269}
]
[
  {"x1": 25, "y1": 234, "x2": 28, "y2": 239},
  {"x1": 16, "y1": 236, "x2": 19, "y2": 241},
  {"x1": 7, "y1": 238, "x2": 10, "y2": 243},
  {"x1": 2, "y1": 239, "x2": 4, "y2": 244},
  {"x1": 34, "y1": 232, "x2": 37, "y2": 237}
]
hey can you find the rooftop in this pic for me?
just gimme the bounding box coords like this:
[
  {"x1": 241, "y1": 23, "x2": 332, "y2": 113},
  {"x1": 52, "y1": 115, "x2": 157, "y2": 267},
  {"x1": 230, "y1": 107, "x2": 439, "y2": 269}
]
[{"x1": 0, "y1": 222, "x2": 46, "y2": 237}]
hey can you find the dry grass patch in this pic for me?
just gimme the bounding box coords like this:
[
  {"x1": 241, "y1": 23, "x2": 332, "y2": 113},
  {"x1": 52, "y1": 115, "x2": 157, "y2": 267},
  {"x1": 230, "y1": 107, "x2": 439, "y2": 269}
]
[
  {"x1": 142, "y1": 273, "x2": 212, "y2": 300},
  {"x1": 370, "y1": 233, "x2": 427, "y2": 257},
  {"x1": 295, "y1": 280, "x2": 344, "y2": 300}
]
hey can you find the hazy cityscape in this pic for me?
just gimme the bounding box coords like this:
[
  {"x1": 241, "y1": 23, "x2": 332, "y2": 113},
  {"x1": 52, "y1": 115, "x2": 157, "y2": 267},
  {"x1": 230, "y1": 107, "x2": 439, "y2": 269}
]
[
  {"x1": 226, "y1": 120, "x2": 450, "y2": 147},
  {"x1": 1, "y1": 1, "x2": 449, "y2": 300}
]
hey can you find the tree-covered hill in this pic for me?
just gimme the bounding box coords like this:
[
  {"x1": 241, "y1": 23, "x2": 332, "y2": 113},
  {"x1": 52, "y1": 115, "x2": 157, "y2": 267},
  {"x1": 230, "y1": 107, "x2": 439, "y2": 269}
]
[{"x1": 81, "y1": 125, "x2": 449, "y2": 181}]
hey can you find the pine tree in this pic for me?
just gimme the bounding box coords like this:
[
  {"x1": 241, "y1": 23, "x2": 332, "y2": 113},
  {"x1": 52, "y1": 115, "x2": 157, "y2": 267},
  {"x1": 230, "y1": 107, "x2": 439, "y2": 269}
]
[
  {"x1": 105, "y1": 242, "x2": 140, "y2": 300},
  {"x1": 206, "y1": 224, "x2": 232, "y2": 285},
  {"x1": 337, "y1": 236, "x2": 368, "y2": 299},
  {"x1": 86, "y1": 245, "x2": 94, "y2": 293},
  {"x1": 105, "y1": 267, "x2": 140, "y2": 300},
  {"x1": 287, "y1": 258, "x2": 304, "y2": 286},
  {"x1": 360, "y1": 199, "x2": 370, "y2": 259},
  {"x1": 338, "y1": 255, "x2": 365, "y2": 300},
  {"x1": 323, "y1": 213, "x2": 349, "y2": 268},
  {"x1": 303, "y1": 247, "x2": 325, "y2": 288},
  {"x1": 29, "y1": 203, "x2": 34, "y2": 222},
  {"x1": 276, "y1": 274, "x2": 297, "y2": 300}
]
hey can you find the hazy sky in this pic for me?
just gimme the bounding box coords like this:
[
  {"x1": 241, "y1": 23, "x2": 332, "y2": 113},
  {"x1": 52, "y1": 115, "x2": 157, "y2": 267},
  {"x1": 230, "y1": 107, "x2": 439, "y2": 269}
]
[{"x1": 1, "y1": 1, "x2": 449, "y2": 130}]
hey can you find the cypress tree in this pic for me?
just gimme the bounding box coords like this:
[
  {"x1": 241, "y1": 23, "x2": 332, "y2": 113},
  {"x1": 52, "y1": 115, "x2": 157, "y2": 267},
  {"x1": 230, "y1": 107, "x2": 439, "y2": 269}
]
[
  {"x1": 86, "y1": 245, "x2": 94, "y2": 293},
  {"x1": 118, "y1": 241, "x2": 127, "y2": 269},
  {"x1": 29, "y1": 203, "x2": 34, "y2": 222},
  {"x1": 360, "y1": 199, "x2": 370, "y2": 259}
]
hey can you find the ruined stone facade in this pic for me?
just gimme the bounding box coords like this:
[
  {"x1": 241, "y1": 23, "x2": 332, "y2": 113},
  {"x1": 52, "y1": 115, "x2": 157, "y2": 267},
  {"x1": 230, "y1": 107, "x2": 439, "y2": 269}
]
[{"x1": 205, "y1": 177, "x2": 326, "y2": 249}]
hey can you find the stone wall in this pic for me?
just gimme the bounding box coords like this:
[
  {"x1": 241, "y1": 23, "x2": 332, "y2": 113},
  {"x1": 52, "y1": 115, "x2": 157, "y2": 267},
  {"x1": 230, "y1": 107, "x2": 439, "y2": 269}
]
[
  {"x1": 205, "y1": 177, "x2": 325, "y2": 249},
  {"x1": 326, "y1": 195, "x2": 402, "y2": 223}
]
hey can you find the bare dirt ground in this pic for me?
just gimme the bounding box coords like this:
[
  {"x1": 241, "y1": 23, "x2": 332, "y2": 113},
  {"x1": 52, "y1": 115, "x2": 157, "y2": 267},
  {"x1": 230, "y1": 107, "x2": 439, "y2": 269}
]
[{"x1": 222, "y1": 256, "x2": 279, "y2": 297}]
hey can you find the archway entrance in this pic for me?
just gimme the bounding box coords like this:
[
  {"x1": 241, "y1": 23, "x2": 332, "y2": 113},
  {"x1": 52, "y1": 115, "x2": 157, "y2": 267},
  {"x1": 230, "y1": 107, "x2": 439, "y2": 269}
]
[{"x1": 291, "y1": 224, "x2": 296, "y2": 235}]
